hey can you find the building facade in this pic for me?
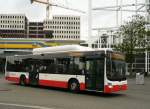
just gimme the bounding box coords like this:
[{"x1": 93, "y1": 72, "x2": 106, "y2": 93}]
[
  {"x1": 0, "y1": 14, "x2": 80, "y2": 40},
  {"x1": 28, "y1": 22, "x2": 44, "y2": 38},
  {"x1": 44, "y1": 15, "x2": 80, "y2": 40},
  {"x1": 0, "y1": 14, "x2": 28, "y2": 38}
]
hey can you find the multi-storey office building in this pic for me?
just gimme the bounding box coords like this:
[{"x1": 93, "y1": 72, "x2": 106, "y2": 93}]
[
  {"x1": 0, "y1": 14, "x2": 28, "y2": 38},
  {"x1": 28, "y1": 22, "x2": 44, "y2": 38},
  {"x1": 44, "y1": 15, "x2": 80, "y2": 40},
  {"x1": 0, "y1": 14, "x2": 80, "y2": 40}
]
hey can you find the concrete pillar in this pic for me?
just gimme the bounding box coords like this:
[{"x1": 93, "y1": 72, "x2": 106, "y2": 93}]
[
  {"x1": 88, "y1": 0, "x2": 92, "y2": 47},
  {"x1": 145, "y1": 50, "x2": 148, "y2": 73}
]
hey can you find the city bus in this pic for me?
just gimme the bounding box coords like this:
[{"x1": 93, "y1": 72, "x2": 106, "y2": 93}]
[{"x1": 5, "y1": 45, "x2": 127, "y2": 93}]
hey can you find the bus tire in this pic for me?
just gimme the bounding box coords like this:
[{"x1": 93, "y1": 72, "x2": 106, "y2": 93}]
[
  {"x1": 19, "y1": 75, "x2": 26, "y2": 86},
  {"x1": 68, "y1": 79, "x2": 79, "y2": 92}
]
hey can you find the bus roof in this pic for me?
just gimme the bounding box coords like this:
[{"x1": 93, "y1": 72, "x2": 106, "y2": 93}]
[
  {"x1": 33, "y1": 45, "x2": 94, "y2": 55},
  {"x1": 8, "y1": 45, "x2": 118, "y2": 60}
]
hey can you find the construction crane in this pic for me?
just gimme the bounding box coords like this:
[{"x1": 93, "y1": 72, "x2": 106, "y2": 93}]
[
  {"x1": 30, "y1": 0, "x2": 85, "y2": 19},
  {"x1": 92, "y1": 3, "x2": 147, "y2": 13}
]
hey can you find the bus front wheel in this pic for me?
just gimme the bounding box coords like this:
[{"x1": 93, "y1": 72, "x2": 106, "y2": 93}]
[
  {"x1": 19, "y1": 75, "x2": 26, "y2": 86},
  {"x1": 68, "y1": 80, "x2": 79, "y2": 92}
]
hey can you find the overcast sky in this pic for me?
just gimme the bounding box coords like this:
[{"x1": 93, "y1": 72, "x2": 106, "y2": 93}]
[{"x1": 0, "y1": 0, "x2": 146, "y2": 40}]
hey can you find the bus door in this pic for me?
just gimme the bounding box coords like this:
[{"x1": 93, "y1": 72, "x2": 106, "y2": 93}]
[
  {"x1": 29, "y1": 63, "x2": 39, "y2": 86},
  {"x1": 85, "y1": 57, "x2": 104, "y2": 91}
]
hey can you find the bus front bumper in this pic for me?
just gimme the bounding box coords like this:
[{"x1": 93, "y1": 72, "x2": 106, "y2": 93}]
[{"x1": 104, "y1": 84, "x2": 127, "y2": 93}]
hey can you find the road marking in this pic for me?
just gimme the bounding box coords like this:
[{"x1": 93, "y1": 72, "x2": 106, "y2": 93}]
[
  {"x1": 0, "y1": 88, "x2": 11, "y2": 91},
  {"x1": 0, "y1": 102, "x2": 54, "y2": 109}
]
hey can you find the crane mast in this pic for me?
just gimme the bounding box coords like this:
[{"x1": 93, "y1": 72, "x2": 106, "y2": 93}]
[{"x1": 30, "y1": 0, "x2": 85, "y2": 20}]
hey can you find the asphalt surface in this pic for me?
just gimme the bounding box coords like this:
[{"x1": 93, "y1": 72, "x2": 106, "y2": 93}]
[
  {"x1": 0, "y1": 74, "x2": 150, "y2": 109},
  {"x1": 0, "y1": 105, "x2": 35, "y2": 109}
]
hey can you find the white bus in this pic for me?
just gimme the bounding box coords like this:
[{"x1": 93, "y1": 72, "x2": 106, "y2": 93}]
[{"x1": 5, "y1": 45, "x2": 127, "y2": 93}]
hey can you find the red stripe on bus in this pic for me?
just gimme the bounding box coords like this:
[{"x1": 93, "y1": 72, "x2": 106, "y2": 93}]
[
  {"x1": 5, "y1": 76, "x2": 19, "y2": 83},
  {"x1": 6, "y1": 76, "x2": 85, "y2": 90},
  {"x1": 39, "y1": 80, "x2": 85, "y2": 90},
  {"x1": 26, "y1": 79, "x2": 29, "y2": 84},
  {"x1": 39, "y1": 80, "x2": 68, "y2": 88},
  {"x1": 80, "y1": 83, "x2": 85, "y2": 90},
  {"x1": 121, "y1": 84, "x2": 127, "y2": 90}
]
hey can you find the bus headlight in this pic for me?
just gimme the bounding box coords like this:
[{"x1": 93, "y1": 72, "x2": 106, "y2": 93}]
[{"x1": 108, "y1": 83, "x2": 113, "y2": 88}]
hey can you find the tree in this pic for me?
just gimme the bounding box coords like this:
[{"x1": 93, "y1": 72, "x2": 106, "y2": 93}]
[
  {"x1": 115, "y1": 15, "x2": 147, "y2": 75},
  {"x1": 44, "y1": 30, "x2": 54, "y2": 38}
]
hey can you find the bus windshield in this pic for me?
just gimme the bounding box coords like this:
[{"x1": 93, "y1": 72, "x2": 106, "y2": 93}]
[{"x1": 106, "y1": 52, "x2": 126, "y2": 81}]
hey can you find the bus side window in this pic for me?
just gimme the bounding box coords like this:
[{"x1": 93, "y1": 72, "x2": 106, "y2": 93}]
[
  {"x1": 7, "y1": 62, "x2": 15, "y2": 72},
  {"x1": 14, "y1": 60, "x2": 24, "y2": 72},
  {"x1": 49, "y1": 63, "x2": 56, "y2": 73},
  {"x1": 78, "y1": 57, "x2": 87, "y2": 75},
  {"x1": 63, "y1": 58, "x2": 70, "y2": 74},
  {"x1": 55, "y1": 58, "x2": 62, "y2": 74},
  {"x1": 79, "y1": 62, "x2": 86, "y2": 75},
  {"x1": 55, "y1": 58, "x2": 71, "y2": 74},
  {"x1": 65, "y1": 57, "x2": 80, "y2": 75},
  {"x1": 46, "y1": 59, "x2": 56, "y2": 74},
  {"x1": 67, "y1": 58, "x2": 74, "y2": 75},
  {"x1": 74, "y1": 58, "x2": 80, "y2": 75}
]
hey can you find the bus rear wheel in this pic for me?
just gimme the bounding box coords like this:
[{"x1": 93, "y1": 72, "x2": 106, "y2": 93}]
[
  {"x1": 20, "y1": 76, "x2": 26, "y2": 86},
  {"x1": 68, "y1": 80, "x2": 79, "y2": 92}
]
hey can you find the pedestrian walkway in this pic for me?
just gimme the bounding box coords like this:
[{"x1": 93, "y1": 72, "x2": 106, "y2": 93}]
[
  {"x1": 128, "y1": 77, "x2": 150, "y2": 85},
  {"x1": 127, "y1": 77, "x2": 150, "y2": 94}
]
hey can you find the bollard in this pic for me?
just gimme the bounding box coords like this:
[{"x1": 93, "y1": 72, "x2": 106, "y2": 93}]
[{"x1": 136, "y1": 72, "x2": 144, "y2": 85}]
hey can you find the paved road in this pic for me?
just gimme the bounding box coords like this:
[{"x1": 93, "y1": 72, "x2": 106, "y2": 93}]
[{"x1": 0, "y1": 74, "x2": 150, "y2": 109}]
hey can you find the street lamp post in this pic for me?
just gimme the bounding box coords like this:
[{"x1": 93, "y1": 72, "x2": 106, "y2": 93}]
[
  {"x1": 145, "y1": 24, "x2": 150, "y2": 75},
  {"x1": 88, "y1": 0, "x2": 92, "y2": 47}
]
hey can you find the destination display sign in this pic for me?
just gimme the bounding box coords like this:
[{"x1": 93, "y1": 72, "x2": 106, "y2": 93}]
[{"x1": 111, "y1": 53, "x2": 125, "y2": 61}]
